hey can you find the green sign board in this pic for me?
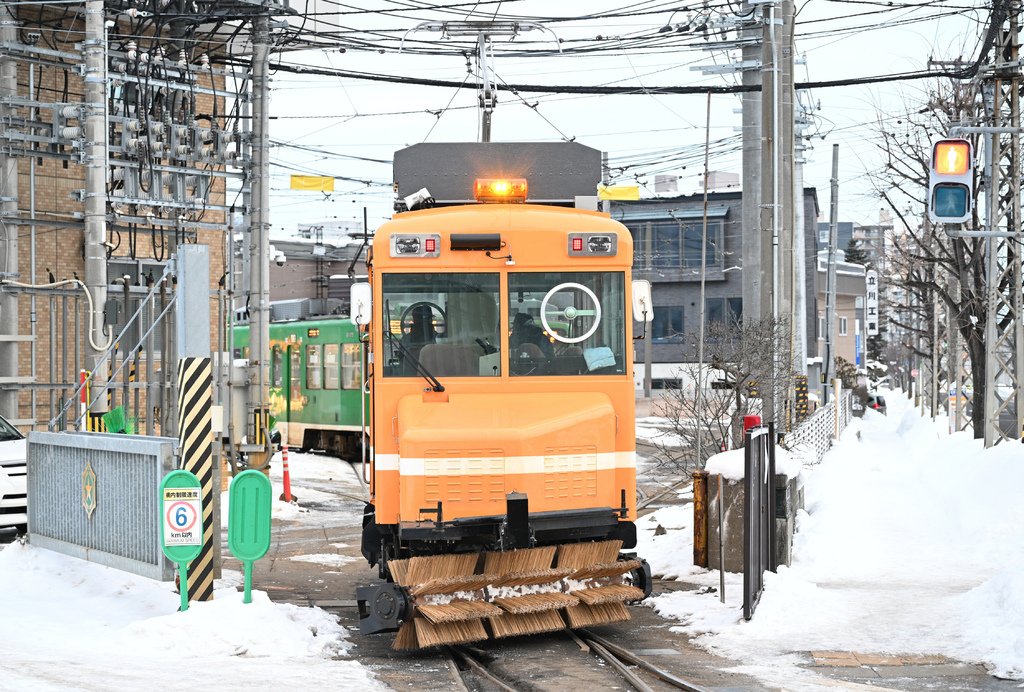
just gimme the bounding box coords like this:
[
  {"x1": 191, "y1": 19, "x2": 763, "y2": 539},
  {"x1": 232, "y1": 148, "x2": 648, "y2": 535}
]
[
  {"x1": 160, "y1": 469, "x2": 203, "y2": 612},
  {"x1": 228, "y1": 470, "x2": 273, "y2": 604}
]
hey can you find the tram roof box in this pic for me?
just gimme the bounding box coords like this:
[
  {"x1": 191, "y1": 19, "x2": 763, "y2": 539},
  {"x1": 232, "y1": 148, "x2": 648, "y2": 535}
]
[{"x1": 393, "y1": 142, "x2": 602, "y2": 208}]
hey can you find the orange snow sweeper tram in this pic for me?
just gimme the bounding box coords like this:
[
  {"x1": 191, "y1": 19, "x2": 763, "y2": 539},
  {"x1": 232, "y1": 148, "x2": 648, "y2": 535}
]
[{"x1": 354, "y1": 143, "x2": 653, "y2": 650}]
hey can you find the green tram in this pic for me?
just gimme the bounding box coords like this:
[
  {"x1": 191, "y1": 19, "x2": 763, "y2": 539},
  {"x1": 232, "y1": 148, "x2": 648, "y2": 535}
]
[{"x1": 233, "y1": 317, "x2": 366, "y2": 459}]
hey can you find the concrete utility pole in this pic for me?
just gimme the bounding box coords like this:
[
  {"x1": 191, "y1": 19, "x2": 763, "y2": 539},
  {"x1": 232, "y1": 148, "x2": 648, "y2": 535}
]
[
  {"x1": 824, "y1": 144, "x2": 839, "y2": 405},
  {"x1": 248, "y1": 11, "x2": 272, "y2": 465},
  {"x1": 0, "y1": 5, "x2": 19, "y2": 420},
  {"x1": 741, "y1": 2, "x2": 763, "y2": 320},
  {"x1": 84, "y1": 0, "x2": 109, "y2": 414},
  {"x1": 757, "y1": 0, "x2": 795, "y2": 424}
]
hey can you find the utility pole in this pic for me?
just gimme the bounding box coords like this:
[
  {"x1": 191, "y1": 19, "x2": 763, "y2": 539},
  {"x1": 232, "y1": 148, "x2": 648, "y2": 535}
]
[
  {"x1": 824, "y1": 144, "x2": 839, "y2": 404},
  {"x1": 84, "y1": 0, "x2": 109, "y2": 416},
  {"x1": 741, "y1": 3, "x2": 763, "y2": 320},
  {"x1": 0, "y1": 5, "x2": 18, "y2": 420},
  {"x1": 757, "y1": 0, "x2": 795, "y2": 424},
  {"x1": 696, "y1": 93, "x2": 712, "y2": 467},
  {"x1": 248, "y1": 10, "x2": 272, "y2": 465}
]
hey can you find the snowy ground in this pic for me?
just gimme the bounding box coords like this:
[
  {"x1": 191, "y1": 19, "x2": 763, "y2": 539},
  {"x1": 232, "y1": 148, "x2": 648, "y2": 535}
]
[
  {"x1": 638, "y1": 388, "x2": 1024, "y2": 687},
  {"x1": 3, "y1": 390, "x2": 1021, "y2": 690},
  {"x1": 0, "y1": 453, "x2": 379, "y2": 692}
]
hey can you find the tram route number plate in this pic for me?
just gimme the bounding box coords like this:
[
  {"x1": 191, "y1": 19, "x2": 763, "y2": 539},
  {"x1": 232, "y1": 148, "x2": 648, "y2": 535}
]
[{"x1": 162, "y1": 487, "x2": 202, "y2": 546}]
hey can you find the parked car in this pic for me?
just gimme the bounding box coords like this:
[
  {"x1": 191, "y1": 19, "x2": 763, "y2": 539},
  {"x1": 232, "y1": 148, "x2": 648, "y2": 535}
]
[
  {"x1": 866, "y1": 393, "x2": 887, "y2": 415},
  {"x1": 0, "y1": 413, "x2": 26, "y2": 533}
]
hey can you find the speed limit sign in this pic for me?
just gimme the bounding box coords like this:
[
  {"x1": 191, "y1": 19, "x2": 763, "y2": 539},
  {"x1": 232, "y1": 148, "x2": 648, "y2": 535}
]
[
  {"x1": 159, "y1": 470, "x2": 203, "y2": 561},
  {"x1": 163, "y1": 489, "x2": 201, "y2": 546}
]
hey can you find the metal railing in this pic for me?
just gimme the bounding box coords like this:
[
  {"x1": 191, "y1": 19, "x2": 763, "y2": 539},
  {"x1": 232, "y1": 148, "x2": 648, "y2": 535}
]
[
  {"x1": 783, "y1": 390, "x2": 853, "y2": 465},
  {"x1": 27, "y1": 431, "x2": 176, "y2": 581}
]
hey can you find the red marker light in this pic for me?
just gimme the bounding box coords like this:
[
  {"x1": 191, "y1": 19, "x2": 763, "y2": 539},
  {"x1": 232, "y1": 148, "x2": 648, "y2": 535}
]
[
  {"x1": 572, "y1": 237, "x2": 584, "y2": 252},
  {"x1": 424, "y1": 237, "x2": 436, "y2": 253}
]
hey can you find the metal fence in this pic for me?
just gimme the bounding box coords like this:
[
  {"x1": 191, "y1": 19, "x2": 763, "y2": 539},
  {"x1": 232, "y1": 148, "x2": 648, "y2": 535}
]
[
  {"x1": 743, "y1": 423, "x2": 776, "y2": 621},
  {"x1": 27, "y1": 431, "x2": 176, "y2": 581},
  {"x1": 783, "y1": 391, "x2": 854, "y2": 465}
]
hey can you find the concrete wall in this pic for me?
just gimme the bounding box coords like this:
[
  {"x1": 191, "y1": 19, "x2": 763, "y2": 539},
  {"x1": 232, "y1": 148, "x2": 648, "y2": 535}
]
[{"x1": 706, "y1": 472, "x2": 804, "y2": 573}]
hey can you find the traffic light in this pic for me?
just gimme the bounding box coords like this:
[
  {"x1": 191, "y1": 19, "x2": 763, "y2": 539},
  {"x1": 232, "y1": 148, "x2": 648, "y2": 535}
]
[{"x1": 928, "y1": 138, "x2": 973, "y2": 224}]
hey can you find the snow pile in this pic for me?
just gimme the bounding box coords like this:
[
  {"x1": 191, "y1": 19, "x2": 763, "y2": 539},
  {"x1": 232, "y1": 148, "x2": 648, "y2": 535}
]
[
  {"x1": 0, "y1": 450, "x2": 380, "y2": 690},
  {"x1": 639, "y1": 389, "x2": 1024, "y2": 681}
]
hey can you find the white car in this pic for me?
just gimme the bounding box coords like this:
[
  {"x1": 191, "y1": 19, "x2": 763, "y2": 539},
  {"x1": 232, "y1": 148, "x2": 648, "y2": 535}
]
[{"x1": 0, "y1": 414, "x2": 26, "y2": 532}]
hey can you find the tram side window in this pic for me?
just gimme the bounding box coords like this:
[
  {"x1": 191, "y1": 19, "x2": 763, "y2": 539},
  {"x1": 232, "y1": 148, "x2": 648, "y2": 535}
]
[
  {"x1": 324, "y1": 344, "x2": 340, "y2": 390},
  {"x1": 290, "y1": 348, "x2": 301, "y2": 397},
  {"x1": 306, "y1": 344, "x2": 323, "y2": 389},
  {"x1": 341, "y1": 343, "x2": 361, "y2": 389},
  {"x1": 271, "y1": 346, "x2": 283, "y2": 387}
]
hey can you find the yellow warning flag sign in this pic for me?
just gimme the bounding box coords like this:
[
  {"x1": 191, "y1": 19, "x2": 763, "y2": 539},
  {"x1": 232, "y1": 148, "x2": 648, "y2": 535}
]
[
  {"x1": 597, "y1": 184, "x2": 640, "y2": 201},
  {"x1": 290, "y1": 175, "x2": 335, "y2": 192}
]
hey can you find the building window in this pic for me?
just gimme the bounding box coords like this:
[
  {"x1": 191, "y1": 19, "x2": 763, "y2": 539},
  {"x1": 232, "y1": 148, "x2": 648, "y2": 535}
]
[
  {"x1": 652, "y1": 306, "x2": 684, "y2": 343},
  {"x1": 705, "y1": 297, "x2": 742, "y2": 326},
  {"x1": 629, "y1": 219, "x2": 723, "y2": 270},
  {"x1": 839, "y1": 316, "x2": 848, "y2": 336}
]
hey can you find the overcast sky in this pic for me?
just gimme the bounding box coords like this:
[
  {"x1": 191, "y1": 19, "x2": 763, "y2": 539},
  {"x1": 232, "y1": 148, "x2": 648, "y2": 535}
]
[{"x1": 254, "y1": 1, "x2": 988, "y2": 237}]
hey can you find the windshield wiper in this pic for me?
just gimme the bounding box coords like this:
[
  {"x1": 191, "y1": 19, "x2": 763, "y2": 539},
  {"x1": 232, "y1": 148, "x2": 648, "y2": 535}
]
[{"x1": 384, "y1": 329, "x2": 445, "y2": 393}]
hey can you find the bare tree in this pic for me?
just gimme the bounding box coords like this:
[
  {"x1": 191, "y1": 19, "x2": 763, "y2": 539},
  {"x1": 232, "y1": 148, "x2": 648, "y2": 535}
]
[
  {"x1": 871, "y1": 78, "x2": 987, "y2": 436},
  {"x1": 652, "y1": 316, "x2": 793, "y2": 472}
]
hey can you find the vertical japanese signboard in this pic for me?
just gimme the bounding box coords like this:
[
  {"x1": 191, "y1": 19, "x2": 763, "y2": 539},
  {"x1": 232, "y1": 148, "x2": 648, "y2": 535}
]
[{"x1": 865, "y1": 270, "x2": 879, "y2": 336}]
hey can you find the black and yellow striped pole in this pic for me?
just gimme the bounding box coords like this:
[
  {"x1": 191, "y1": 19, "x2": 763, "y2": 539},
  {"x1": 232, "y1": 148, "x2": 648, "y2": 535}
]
[
  {"x1": 177, "y1": 356, "x2": 214, "y2": 602},
  {"x1": 174, "y1": 245, "x2": 218, "y2": 604}
]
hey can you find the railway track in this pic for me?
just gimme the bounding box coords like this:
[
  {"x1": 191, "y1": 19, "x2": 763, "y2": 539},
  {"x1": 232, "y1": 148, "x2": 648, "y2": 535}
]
[{"x1": 446, "y1": 630, "x2": 709, "y2": 692}]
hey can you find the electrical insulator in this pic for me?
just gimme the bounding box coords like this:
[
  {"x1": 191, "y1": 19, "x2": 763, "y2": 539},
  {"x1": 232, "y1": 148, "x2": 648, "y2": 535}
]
[
  {"x1": 177, "y1": 50, "x2": 187, "y2": 67},
  {"x1": 61, "y1": 105, "x2": 79, "y2": 118},
  {"x1": 126, "y1": 138, "x2": 140, "y2": 152},
  {"x1": 126, "y1": 41, "x2": 137, "y2": 60},
  {"x1": 60, "y1": 126, "x2": 82, "y2": 139},
  {"x1": 139, "y1": 52, "x2": 150, "y2": 63},
  {"x1": 198, "y1": 53, "x2": 210, "y2": 69},
  {"x1": 126, "y1": 119, "x2": 141, "y2": 133},
  {"x1": 111, "y1": 169, "x2": 126, "y2": 181},
  {"x1": 175, "y1": 145, "x2": 189, "y2": 157},
  {"x1": 174, "y1": 125, "x2": 187, "y2": 138},
  {"x1": 149, "y1": 122, "x2": 164, "y2": 135},
  {"x1": 199, "y1": 145, "x2": 215, "y2": 159},
  {"x1": 150, "y1": 141, "x2": 165, "y2": 155}
]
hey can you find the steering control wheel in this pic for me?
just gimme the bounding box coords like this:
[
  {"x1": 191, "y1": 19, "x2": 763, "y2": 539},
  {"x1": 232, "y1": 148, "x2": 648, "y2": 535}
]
[{"x1": 540, "y1": 282, "x2": 601, "y2": 344}]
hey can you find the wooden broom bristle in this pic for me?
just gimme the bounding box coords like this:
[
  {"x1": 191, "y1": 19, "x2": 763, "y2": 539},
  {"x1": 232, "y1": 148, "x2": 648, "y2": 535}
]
[
  {"x1": 388, "y1": 558, "x2": 412, "y2": 586},
  {"x1": 571, "y1": 584, "x2": 645, "y2": 606},
  {"x1": 417, "y1": 600, "x2": 503, "y2": 624},
  {"x1": 569, "y1": 559, "x2": 642, "y2": 581},
  {"x1": 409, "y1": 574, "x2": 494, "y2": 597},
  {"x1": 392, "y1": 621, "x2": 420, "y2": 650},
  {"x1": 405, "y1": 553, "x2": 480, "y2": 585},
  {"x1": 489, "y1": 610, "x2": 567, "y2": 639},
  {"x1": 563, "y1": 601, "x2": 631, "y2": 629},
  {"x1": 413, "y1": 617, "x2": 488, "y2": 648},
  {"x1": 556, "y1": 540, "x2": 623, "y2": 569},
  {"x1": 488, "y1": 567, "x2": 573, "y2": 589},
  {"x1": 483, "y1": 546, "x2": 557, "y2": 575},
  {"x1": 492, "y1": 592, "x2": 579, "y2": 614}
]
